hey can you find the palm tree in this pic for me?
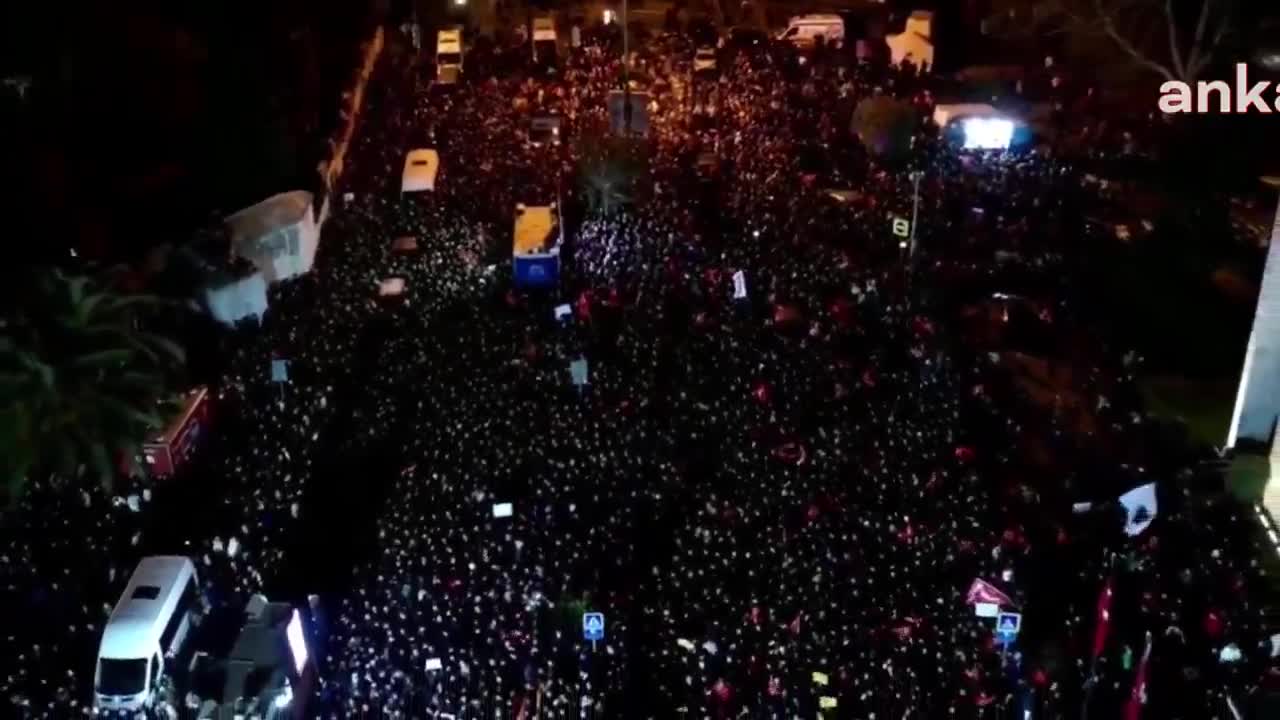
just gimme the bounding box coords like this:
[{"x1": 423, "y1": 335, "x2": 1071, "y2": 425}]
[{"x1": 0, "y1": 268, "x2": 185, "y2": 502}]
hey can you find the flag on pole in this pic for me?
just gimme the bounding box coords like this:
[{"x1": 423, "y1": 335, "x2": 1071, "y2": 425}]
[
  {"x1": 1118, "y1": 483, "x2": 1157, "y2": 536},
  {"x1": 1092, "y1": 578, "x2": 1114, "y2": 660},
  {"x1": 569, "y1": 358, "x2": 589, "y2": 387},
  {"x1": 966, "y1": 578, "x2": 1014, "y2": 608},
  {"x1": 1123, "y1": 632, "x2": 1153, "y2": 720}
]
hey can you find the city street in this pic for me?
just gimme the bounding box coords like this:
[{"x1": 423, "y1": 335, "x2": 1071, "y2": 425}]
[{"x1": 3, "y1": 5, "x2": 1280, "y2": 720}]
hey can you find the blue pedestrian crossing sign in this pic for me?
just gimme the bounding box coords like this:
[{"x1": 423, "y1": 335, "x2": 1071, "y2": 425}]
[
  {"x1": 270, "y1": 359, "x2": 289, "y2": 383},
  {"x1": 996, "y1": 611, "x2": 1021, "y2": 639},
  {"x1": 583, "y1": 612, "x2": 605, "y2": 642}
]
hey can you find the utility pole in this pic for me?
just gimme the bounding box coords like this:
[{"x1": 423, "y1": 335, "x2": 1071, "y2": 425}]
[
  {"x1": 623, "y1": 0, "x2": 631, "y2": 134},
  {"x1": 908, "y1": 169, "x2": 922, "y2": 261}
]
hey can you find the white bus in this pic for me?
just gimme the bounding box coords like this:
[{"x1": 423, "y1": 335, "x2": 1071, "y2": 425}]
[
  {"x1": 94, "y1": 556, "x2": 202, "y2": 714},
  {"x1": 436, "y1": 28, "x2": 464, "y2": 85}
]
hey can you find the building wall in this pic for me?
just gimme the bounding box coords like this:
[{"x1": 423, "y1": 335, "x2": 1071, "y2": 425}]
[{"x1": 1228, "y1": 195, "x2": 1280, "y2": 448}]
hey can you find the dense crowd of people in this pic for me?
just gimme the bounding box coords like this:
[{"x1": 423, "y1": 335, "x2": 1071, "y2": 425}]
[{"x1": 3, "y1": 14, "x2": 1280, "y2": 720}]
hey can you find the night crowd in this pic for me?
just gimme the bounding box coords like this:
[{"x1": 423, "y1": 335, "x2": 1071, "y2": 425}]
[{"x1": 3, "y1": 15, "x2": 1280, "y2": 720}]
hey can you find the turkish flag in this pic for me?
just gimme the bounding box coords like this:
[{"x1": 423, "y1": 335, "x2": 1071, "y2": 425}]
[
  {"x1": 712, "y1": 679, "x2": 732, "y2": 703},
  {"x1": 1122, "y1": 633, "x2": 1153, "y2": 720},
  {"x1": 788, "y1": 613, "x2": 803, "y2": 635},
  {"x1": 752, "y1": 381, "x2": 773, "y2": 405},
  {"x1": 830, "y1": 297, "x2": 855, "y2": 329},
  {"x1": 954, "y1": 445, "x2": 976, "y2": 463},
  {"x1": 767, "y1": 676, "x2": 782, "y2": 696},
  {"x1": 1092, "y1": 578, "x2": 1114, "y2": 660},
  {"x1": 576, "y1": 290, "x2": 594, "y2": 321},
  {"x1": 773, "y1": 304, "x2": 802, "y2": 325},
  {"x1": 897, "y1": 523, "x2": 915, "y2": 544},
  {"x1": 1204, "y1": 609, "x2": 1224, "y2": 639},
  {"x1": 772, "y1": 442, "x2": 808, "y2": 465},
  {"x1": 965, "y1": 578, "x2": 1013, "y2": 607}
]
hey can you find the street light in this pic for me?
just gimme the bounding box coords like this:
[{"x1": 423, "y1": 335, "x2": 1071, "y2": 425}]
[{"x1": 1255, "y1": 49, "x2": 1280, "y2": 70}]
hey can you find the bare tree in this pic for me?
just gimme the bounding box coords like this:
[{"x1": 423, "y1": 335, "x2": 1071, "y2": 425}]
[{"x1": 1018, "y1": 0, "x2": 1236, "y2": 83}]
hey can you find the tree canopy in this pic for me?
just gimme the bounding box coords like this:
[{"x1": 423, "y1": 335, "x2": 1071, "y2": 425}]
[
  {"x1": 0, "y1": 268, "x2": 186, "y2": 502},
  {"x1": 992, "y1": 0, "x2": 1238, "y2": 84},
  {"x1": 851, "y1": 96, "x2": 917, "y2": 165}
]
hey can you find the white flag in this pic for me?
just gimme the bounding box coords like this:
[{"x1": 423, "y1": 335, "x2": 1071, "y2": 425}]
[
  {"x1": 492, "y1": 502, "x2": 513, "y2": 518},
  {"x1": 974, "y1": 602, "x2": 1000, "y2": 618},
  {"x1": 732, "y1": 270, "x2": 748, "y2": 300},
  {"x1": 1071, "y1": 502, "x2": 1093, "y2": 514},
  {"x1": 1118, "y1": 482, "x2": 1157, "y2": 536}
]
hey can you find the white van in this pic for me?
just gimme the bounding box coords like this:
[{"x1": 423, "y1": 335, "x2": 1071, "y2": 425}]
[
  {"x1": 94, "y1": 556, "x2": 202, "y2": 714},
  {"x1": 436, "y1": 28, "x2": 464, "y2": 85},
  {"x1": 778, "y1": 14, "x2": 845, "y2": 48},
  {"x1": 402, "y1": 149, "x2": 441, "y2": 192},
  {"x1": 533, "y1": 16, "x2": 558, "y2": 64}
]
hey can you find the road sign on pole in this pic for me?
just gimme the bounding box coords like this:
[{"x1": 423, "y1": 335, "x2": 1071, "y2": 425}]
[
  {"x1": 583, "y1": 612, "x2": 605, "y2": 645},
  {"x1": 996, "y1": 611, "x2": 1021, "y2": 641},
  {"x1": 892, "y1": 217, "x2": 911, "y2": 239}
]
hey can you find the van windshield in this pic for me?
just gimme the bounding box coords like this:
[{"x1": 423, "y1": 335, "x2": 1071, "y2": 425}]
[{"x1": 97, "y1": 658, "x2": 147, "y2": 696}]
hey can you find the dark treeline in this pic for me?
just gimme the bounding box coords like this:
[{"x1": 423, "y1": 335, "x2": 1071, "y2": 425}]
[{"x1": 0, "y1": 0, "x2": 377, "y2": 271}]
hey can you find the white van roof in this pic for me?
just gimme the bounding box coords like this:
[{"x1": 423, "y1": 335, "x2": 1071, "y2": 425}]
[
  {"x1": 402, "y1": 149, "x2": 440, "y2": 192},
  {"x1": 790, "y1": 14, "x2": 843, "y2": 24},
  {"x1": 99, "y1": 556, "x2": 197, "y2": 660}
]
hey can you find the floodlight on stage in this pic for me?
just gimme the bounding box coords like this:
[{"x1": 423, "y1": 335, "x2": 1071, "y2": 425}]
[{"x1": 961, "y1": 117, "x2": 1015, "y2": 150}]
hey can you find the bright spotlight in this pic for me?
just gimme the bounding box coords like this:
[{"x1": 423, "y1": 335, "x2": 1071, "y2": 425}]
[
  {"x1": 961, "y1": 117, "x2": 1015, "y2": 150},
  {"x1": 603, "y1": 9, "x2": 616, "y2": 24},
  {"x1": 286, "y1": 609, "x2": 308, "y2": 673}
]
